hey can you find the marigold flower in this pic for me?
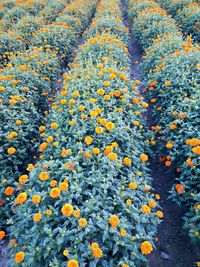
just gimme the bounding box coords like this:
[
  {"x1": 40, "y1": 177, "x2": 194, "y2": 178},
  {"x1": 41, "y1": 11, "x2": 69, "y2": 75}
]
[
  {"x1": 84, "y1": 136, "x2": 93, "y2": 145},
  {"x1": 148, "y1": 200, "x2": 156, "y2": 208},
  {"x1": 140, "y1": 241, "x2": 153, "y2": 255},
  {"x1": 192, "y1": 146, "x2": 200, "y2": 155},
  {"x1": 73, "y1": 210, "x2": 80, "y2": 218},
  {"x1": 175, "y1": 184, "x2": 185, "y2": 194},
  {"x1": 39, "y1": 172, "x2": 49, "y2": 181},
  {"x1": 109, "y1": 214, "x2": 120, "y2": 229},
  {"x1": 91, "y1": 242, "x2": 99, "y2": 250},
  {"x1": 123, "y1": 157, "x2": 132, "y2": 166},
  {"x1": 15, "y1": 192, "x2": 27, "y2": 204},
  {"x1": 108, "y1": 152, "x2": 117, "y2": 161},
  {"x1": 32, "y1": 195, "x2": 41, "y2": 204},
  {"x1": 186, "y1": 138, "x2": 200, "y2": 147},
  {"x1": 78, "y1": 218, "x2": 88, "y2": 227},
  {"x1": 93, "y1": 248, "x2": 103, "y2": 259},
  {"x1": 50, "y1": 188, "x2": 60, "y2": 198},
  {"x1": 164, "y1": 81, "x2": 171, "y2": 87},
  {"x1": 51, "y1": 122, "x2": 58, "y2": 129},
  {"x1": 95, "y1": 127, "x2": 104, "y2": 134},
  {"x1": 126, "y1": 199, "x2": 132, "y2": 205},
  {"x1": 7, "y1": 147, "x2": 16, "y2": 155},
  {"x1": 140, "y1": 153, "x2": 148, "y2": 162},
  {"x1": 120, "y1": 229, "x2": 127, "y2": 237},
  {"x1": 129, "y1": 182, "x2": 137, "y2": 190},
  {"x1": 0, "y1": 230, "x2": 5, "y2": 240},
  {"x1": 18, "y1": 174, "x2": 28, "y2": 184},
  {"x1": 59, "y1": 182, "x2": 68, "y2": 191},
  {"x1": 105, "y1": 122, "x2": 115, "y2": 131},
  {"x1": 4, "y1": 186, "x2": 14, "y2": 196},
  {"x1": 63, "y1": 249, "x2": 69, "y2": 257},
  {"x1": 141, "y1": 205, "x2": 151, "y2": 214},
  {"x1": 15, "y1": 251, "x2": 25, "y2": 264},
  {"x1": 67, "y1": 259, "x2": 79, "y2": 267},
  {"x1": 61, "y1": 203, "x2": 73, "y2": 216},
  {"x1": 33, "y1": 213, "x2": 42, "y2": 222},
  {"x1": 39, "y1": 126, "x2": 46, "y2": 132},
  {"x1": 156, "y1": 210, "x2": 164, "y2": 219},
  {"x1": 92, "y1": 148, "x2": 100, "y2": 155}
]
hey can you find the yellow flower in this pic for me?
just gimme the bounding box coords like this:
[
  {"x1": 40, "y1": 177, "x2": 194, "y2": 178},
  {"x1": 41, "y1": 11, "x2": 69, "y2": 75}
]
[
  {"x1": 33, "y1": 213, "x2": 42, "y2": 222},
  {"x1": 129, "y1": 182, "x2": 137, "y2": 190},
  {"x1": 103, "y1": 81, "x2": 110, "y2": 87},
  {"x1": 120, "y1": 229, "x2": 127, "y2": 237},
  {"x1": 141, "y1": 205, "x2": 151, "y2": 214},
  {"x1": 18, "y1": 174, "x2": 28, "y2": 184},
  {"x1": 90, "y1": 242, "x2": 99, "y2": 250},
  {"x1": 32, "y1": 195, "x2": 41, "y2": 204},
  {"x1": 126, "y1": 199, "x2": 132, "y2": 205},
  {"x1": 140, "y1": 241, "x2": 153, "y2": 255},
  {"x1": 84, "y1": 136, "x2": 93, "y2": 145},
  {"x1": 108, "y1": 152, "x2": 117, "y2": 161},
  {"x1": 67, "y1": 259, "x2": 79, "y2": 267},
  {"x1": 59, "y1": 182, "x2": 69, "y2": 191},
  {"x1": 50, "y1": 188, "x2": 60, "y2": 198},
  {"x1": 78, "y1": 218, "x2": 88, "y2": 227},
  {"x1": 63, "y1": 249, "x2": 69, "y2": 257},
  {"x1": 61, "y1": 203, "x2": 73, "y2": 216},
  {"x1": 97, "y1": 88, "x2": 104, "y2": 96},
  {"x1": 140, "y1": 153, "x2": 148, "y2": 162},
  {"x1": 109, "y1": 214, "x2": 120, "y2": 229},
  {"x1": 7, "y1": 147, "x2": 16, "y2": 155},
  {"x1": 50, "y1": 180, "x2": 57, "y2": 187},
  {"x1": 164, "y1": 81, "x2": 171, "y2": 87},
  {"x1": 15, "y1": 251, "x2": 25, "y2": 264},
  {"x1": 105, "y1": 122, "x2": 115, "y2": 131},
  {"x1": 93, "y1": 248, "x2": 103, "y2": 259},
  {"x1": 123, "y1": 157, "x2": 132, "y2": 166},
  {"x1": 51, "y1": 122, "x2": 58, "y2": 129},
  {"x1": 92, "y1": 148, "x2": 100, "y2": 155},
  {"x1": 95, "y1": 127, "x2": 104, "y2": 134},
  {"x1": 15, "y1": 192, "x2": 27, "y2": 204},
  {"x1": 39, "y1": 172, "x2": 49, "y2": 181},
  {"x1": 73, "y1": 210, "x2": 80, "y2": 218},
  {"x1": 148, "y1": 200, "x2": 156, "y2": 208},
  {"x1": 156, "y1": 210, "x2": 164, "y2": 219}
]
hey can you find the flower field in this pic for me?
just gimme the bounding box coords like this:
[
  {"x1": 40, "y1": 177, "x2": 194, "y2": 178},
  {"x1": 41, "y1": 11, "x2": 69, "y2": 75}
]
[{"x1": 0, "y1": 0, "x2": 199, "y2": 266}]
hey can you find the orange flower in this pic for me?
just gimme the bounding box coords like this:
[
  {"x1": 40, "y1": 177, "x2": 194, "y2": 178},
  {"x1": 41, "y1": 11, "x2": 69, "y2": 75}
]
[
  {"x1": 0, "y1": 230, "x2": 5, "y2": 240},
  {"x1": 39, "y1": 172, "x2": 49, "y2": 181},
  {"x1": 165, "y1": 160, "x2": 172, "y2": 167},
  {"x1": 95, "y1": 127, "x2": 104, "y2": 134},
  {"x1": 129, "y1": 182, "x2": 137, "y2": 190},
  {"x1": 192, "y1": 146, "x2": 200, "y2": 155},
  {"x1": 186, "y1": 138, "x2": 200, "y2": 147},
  {"x1": 148, "y1": 200, "x2": 156, "y2": 208},
  {"x1": 73, "y1": 210, "x2": 80, "y2": 218},
  {"x1": 61, "y1": 203, "x2": 73, "y2": 216},
  {"x1": 175, "y1": 184, "x2": 185, "y2": 195},
  {"x1": 120, "y1": 229, "x2": 127, "y2": 237},
  {"x1": 109, "y1": 215, "x2": 120, "y2": 229},
  {"x1": 156, "y1": 210, "x2": 164, "y2": 219},
  {"x1": 140, "y1": 241, "x2": 153, "y2": 255},
  {"x1": 59, "y1": 182, "x2": 68, "y2": 191},
  {"x1": 33, "y1": 213, "x2": 42, "y2": 222},
  {"x1": 4, "y1": 186, "x2": 14, "y2": 196},
  {"x1": 141, "y1": 205, "x2": 151, "y2": 214},
  {"x1": 123, "y1": 157, "x2": 132, "y2": 166},
  {"x1": 105, "y1": 122, "x2": 115, "y2": 131},
  {"x1": 93, "y1": 247, "x2": 103, "y2": 258},
  {"x1": 92, "y1": 148, "x2": 100, "y2": 155},
  {"x1": 164, "y1": 81, "x2": 171, "y2": 87},
  {"x1": 165, "y1": 142, "x2": 173, "y2": 149},
  {"x1": 32, "y1": 195, "x2": 41, "y2": 204},
  {"x1": 140, "y1": 153, "x2": 148, "y2": 162},
  {"x1": 84, "y1": 136, "x2": 93, "y2": 145},
  {"x1": 18, "y1": 174, "x2": 28, "y2": 184},
  {"x1": 7, "y1": 147, "x2": 16, "y2": 155},
  {"x1": 108, "y1": 152, "x2": 117, "y2": 161},
  {"x1": 15, "y1": 251, "x2": 25, "y2": 264},
  {"x1": 15, "y1": 192, "x2": 27, "y2": 204},
  {"x1": 78, "y1": 218, "x2": 88, "y2": 227},
  {"x1": 50, "y1": 188, "x2": 60, "y2": 198},
  {"x1": 67, "y1": 259, "x2": 79, "y2": 267},
  {"x1": 51, "y1": 122, "x2": 58, "y2": 129}
]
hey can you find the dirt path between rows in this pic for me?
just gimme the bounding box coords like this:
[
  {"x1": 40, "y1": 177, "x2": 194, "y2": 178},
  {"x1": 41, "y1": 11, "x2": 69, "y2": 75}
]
[{"x1": 120, "y1": 1, "x2": 200, "y2": 266}]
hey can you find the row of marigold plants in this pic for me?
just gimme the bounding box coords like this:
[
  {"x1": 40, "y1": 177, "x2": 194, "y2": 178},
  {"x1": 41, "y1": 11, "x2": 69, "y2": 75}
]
[
  {"x1": 0, "y1": 0, "x2": 163, "y2": 266},
  {"x1": 158, "y1": 0, "x2": 200, "y2": 42},
  {"x1": 127, "y1": 0, "x2": 200, "y2": 246},
  {"x1": 0, "y1": 0, "x2": 98, "y2": 232}
]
